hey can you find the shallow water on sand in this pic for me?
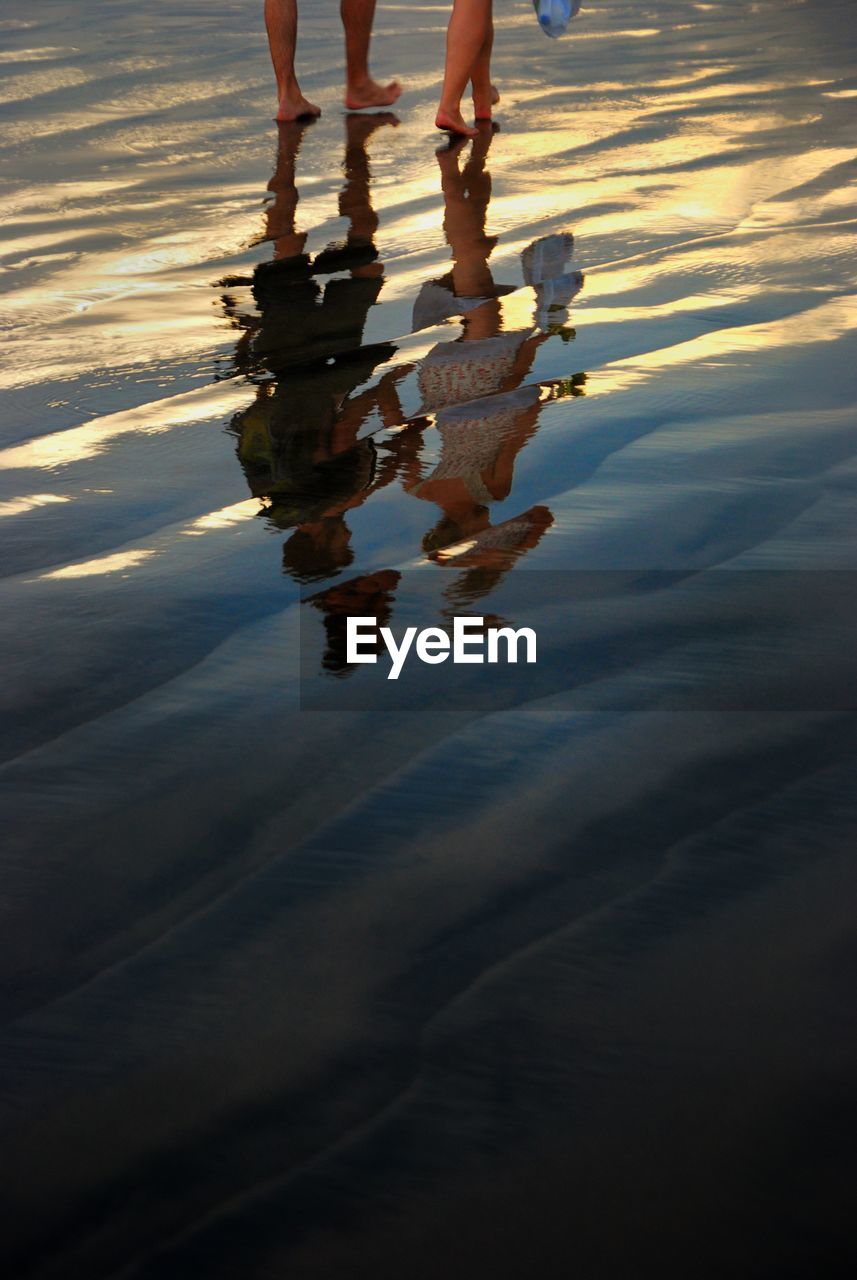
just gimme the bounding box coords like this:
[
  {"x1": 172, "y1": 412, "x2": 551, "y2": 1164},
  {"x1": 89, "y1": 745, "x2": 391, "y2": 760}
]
[{"x1": 2, "y1": 1, "x2": 857, "y2": 1276}]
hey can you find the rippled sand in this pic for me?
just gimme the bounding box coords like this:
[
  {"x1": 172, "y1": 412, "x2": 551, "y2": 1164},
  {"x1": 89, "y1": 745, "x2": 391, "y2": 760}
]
[{"x1": 2, "y1": 1, "x2": 857, "y2": 1276}]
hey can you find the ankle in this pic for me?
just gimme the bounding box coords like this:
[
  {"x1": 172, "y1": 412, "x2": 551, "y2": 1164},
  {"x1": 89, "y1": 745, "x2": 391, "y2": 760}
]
[
  {"x1": 347, "y1": 72, "x2": 372, "y2": 92},
  {"x1": 278, "y1": 75, "x2": 301, "y2": 99}
]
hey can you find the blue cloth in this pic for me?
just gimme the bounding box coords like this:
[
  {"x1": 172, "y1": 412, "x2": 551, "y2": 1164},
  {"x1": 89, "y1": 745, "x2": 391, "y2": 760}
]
[{"x1": 534, "y1": 0, "x2": 581, "y2": 39}]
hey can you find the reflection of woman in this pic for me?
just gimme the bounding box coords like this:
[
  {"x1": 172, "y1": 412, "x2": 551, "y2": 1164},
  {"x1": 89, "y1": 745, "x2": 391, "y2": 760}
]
[
  {"x1": 411, "y1": 130, "x2": 535, "y2": 432},
  {"x1": 412, "y1": 126, "x2": 506, "y2": 331},
  {"x1": 405, "y1": 132, "x2": 581, "y2": 580}
]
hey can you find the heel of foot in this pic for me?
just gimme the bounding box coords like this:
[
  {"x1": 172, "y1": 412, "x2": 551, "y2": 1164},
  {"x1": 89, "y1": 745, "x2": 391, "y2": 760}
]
[{"x1": 435, "y1": 109, "x2": 478, "y2": 138}]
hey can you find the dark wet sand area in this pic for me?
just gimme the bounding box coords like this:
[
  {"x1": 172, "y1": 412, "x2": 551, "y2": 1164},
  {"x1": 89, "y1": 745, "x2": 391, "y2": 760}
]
[{"x1": 2, "y1": 1, "x2": 857, "y2": 1276}]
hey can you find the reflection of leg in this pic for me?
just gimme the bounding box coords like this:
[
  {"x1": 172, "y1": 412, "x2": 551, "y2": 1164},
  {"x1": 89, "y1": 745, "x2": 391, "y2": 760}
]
[
  {"x1": 436, "y1": 134, "x2": 467, "y2": 188},
  {"x1": 340, "y1": 113, "x2": 398, "y2": 244},
  {"x1": 266, "y1": 122, "x2": 311, "y2": 259},
  {"x1": 436, "y1": 0, "x2": 492, "y2": 137},
  {"x1": 265, "y1": 0, "x2": 321, "y2": 121},
  {"x1": 440, "y1": 505, "x2": 554, "y2": 609},
  {"x1": 283, "y1": 518, "x2": 354, "y2": 584},
  {"x1": 436, "y1": 133, "x2": 497, "y2": 299},
  {"x1": 341, "y1": 0, "x2": 402, "y2": 109},
  {"x1": 337, "y1": 362, "x2": 411, "y2": 437},
  {"x1": 462, "y1": 119, "x2": 494, "y2": 184},
  {"x1": 309, "y1": 570, "x2": 400, "y2": 675}
]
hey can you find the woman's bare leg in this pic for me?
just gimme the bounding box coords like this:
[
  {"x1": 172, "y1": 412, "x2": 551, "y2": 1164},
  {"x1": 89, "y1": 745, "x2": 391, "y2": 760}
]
[
  {"x1": 470, "y1": 18, "x2": 496, "y2": 121},
  {"x1": 264, "y1": 0, "x2": 321, "y2": 120},
  {"x1": 436, "y1": 0, "x2": 492, "y2": 137}
]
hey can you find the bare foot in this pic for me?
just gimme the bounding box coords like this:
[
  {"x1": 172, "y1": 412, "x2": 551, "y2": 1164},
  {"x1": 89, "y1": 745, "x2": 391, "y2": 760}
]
[
  {"x1": 344, "y1": 79, "x2": 402, "y2": 111},
  {"x1": 435, "y1": 107, "x2": 477, "y2": 138},
  {"x1": 276, "y1": 92, "x2": 321, "y2": 122},
  {"x1": 473, "y1": 83, "x2": 501, "y2": 121}
]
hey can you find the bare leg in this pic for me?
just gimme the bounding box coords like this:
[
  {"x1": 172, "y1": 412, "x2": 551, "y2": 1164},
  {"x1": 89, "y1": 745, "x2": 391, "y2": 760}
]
[
  {"x1": 341, "y1": 0, "x2": 402, "y2": 109},
  {"x1": 474, "y1": 82, "x2": 501, "y2": 121},
  {"x1": 264, "y1": 0, "x2": 321, "y2": 121},
  {"x1": 470, "y1": 18, "x2": 496, "y2": 120},
  {"x1": 436, "y1": 0, "x2": 492, "y2": 137}
]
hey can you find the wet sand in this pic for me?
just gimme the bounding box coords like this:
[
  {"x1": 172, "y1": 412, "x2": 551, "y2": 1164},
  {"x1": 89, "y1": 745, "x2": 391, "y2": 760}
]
[{"x1": 2, "y1": 1, "x2": 857, "y2": 1276}]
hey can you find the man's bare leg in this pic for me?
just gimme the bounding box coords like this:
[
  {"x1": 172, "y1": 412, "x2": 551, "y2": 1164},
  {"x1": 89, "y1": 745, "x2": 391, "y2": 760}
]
[
  {"x1": 264, "y1": 0, "x2": 321, "y2": 121},
  {"x1": 341, "y1": 0, "x2": 401, "y2": 110}
]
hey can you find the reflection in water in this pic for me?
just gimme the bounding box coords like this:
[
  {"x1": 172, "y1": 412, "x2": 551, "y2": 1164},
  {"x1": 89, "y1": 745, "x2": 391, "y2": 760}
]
[
  {"x1": 5, "y1": 4, "x2": 857, "y2": 1275},
  {"x1": 407, "y1": 134, "x2": 585, "y2": 613},
  {"x1": 308, "y1": 568, "x2": 401, "y2": 676},
  {"x1": 228, "y1": 116, "x2": 404, "y2": 583},
  {"x1": 228, "y1": 121, "x2": 586, "y2": 667}
]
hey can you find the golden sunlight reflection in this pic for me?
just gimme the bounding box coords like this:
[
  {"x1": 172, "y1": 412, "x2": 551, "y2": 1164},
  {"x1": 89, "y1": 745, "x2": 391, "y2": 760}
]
[
  {"x1": 0, "y1": 493, "x2": 72, "y2": 518},
  {"x1": 39, "y1": 549, "x2": 157, "y2": 580},
  {"x1": 383, "y1": 139, "x2": 851, "y2": 306},
  {"x1": 183, "y1": 499, "x2": 261, "y2": 534},
  {"x1": 0, "y1": 66, "x2": 90, "y2": 105},
  {"x1": 429, "y1": 538, "x2": 479, "y2": 562},
  {"x1": 0, "y1": 47, "x2": 72, "y2": 64},
  {"x1": 1, "y1": 180, "x2": 266, "y2": 388},
  {"x1": 31, "y1": 496, "x2": 275, "y2": 585},
  {"x1": 586, "y1": 294, "x2": 857, "y2": 398},
  {"x1": 0, "y1": 384, "x2": 253, "y2": 471}
]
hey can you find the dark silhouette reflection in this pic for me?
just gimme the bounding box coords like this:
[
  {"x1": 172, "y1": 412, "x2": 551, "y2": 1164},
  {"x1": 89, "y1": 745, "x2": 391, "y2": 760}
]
[
  {"x1": 308, "y1": 568, "x2": 401, "y2": 676},
  {"x1": 229, "y1": 114, "x2": 405, "y2": 581},
  {"x1": 227, "y1": 121, "x2": 586, "y2": 669}
]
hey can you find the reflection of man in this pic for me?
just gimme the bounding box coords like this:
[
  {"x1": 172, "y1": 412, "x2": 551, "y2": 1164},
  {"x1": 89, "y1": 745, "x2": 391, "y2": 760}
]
[
  {"x1": 230, "y1": 114, "x2": 419, "y2": 582},
  {"x1": 264, "y1": 0, "x2": 401, "y2": 121},
  {"x1": 247, "y1": 114, "x2": 395, "y2": 370}
]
